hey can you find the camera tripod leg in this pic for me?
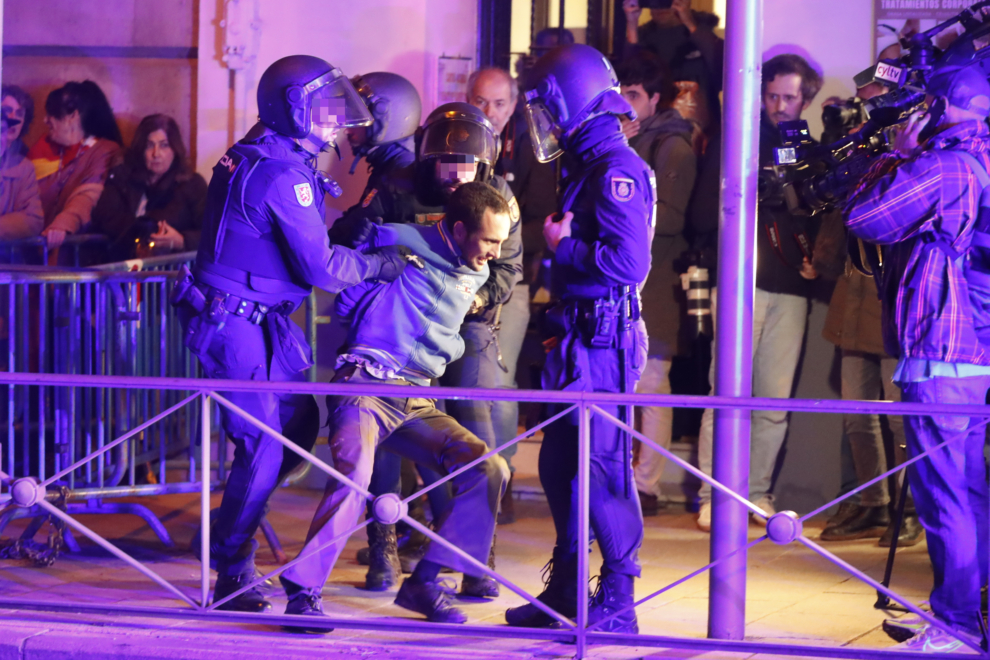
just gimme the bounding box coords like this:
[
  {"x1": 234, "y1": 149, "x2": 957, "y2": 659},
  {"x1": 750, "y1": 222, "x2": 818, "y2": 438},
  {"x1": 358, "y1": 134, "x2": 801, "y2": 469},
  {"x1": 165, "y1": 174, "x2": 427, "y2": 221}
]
[{"x1": 875, "y1": 471, "x2": 911, "y2": 610}]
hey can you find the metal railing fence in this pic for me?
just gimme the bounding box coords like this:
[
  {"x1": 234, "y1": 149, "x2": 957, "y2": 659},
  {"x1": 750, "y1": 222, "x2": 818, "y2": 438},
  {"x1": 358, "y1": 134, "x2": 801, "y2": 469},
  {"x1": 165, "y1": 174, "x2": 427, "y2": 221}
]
[{"x1": 0, "y1": 370, "x2": 984, "y2": 660}]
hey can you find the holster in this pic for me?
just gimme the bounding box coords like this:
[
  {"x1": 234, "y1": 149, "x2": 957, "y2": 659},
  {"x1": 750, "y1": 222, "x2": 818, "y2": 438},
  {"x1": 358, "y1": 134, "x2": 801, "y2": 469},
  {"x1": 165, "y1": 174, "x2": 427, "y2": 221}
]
[{"x1": 266, "y1": 305, "x2": 314, "y2": 375}]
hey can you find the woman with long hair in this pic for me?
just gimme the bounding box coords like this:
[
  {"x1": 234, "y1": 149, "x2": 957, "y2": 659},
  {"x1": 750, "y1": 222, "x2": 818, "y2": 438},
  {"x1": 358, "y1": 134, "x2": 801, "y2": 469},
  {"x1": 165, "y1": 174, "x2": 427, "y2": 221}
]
[
  {"x1": 27, "y1": 80, "x2": 123, "y2": 251},
  {"x1": 93, "y1": 114, "x2": 206, "y2": 261}
]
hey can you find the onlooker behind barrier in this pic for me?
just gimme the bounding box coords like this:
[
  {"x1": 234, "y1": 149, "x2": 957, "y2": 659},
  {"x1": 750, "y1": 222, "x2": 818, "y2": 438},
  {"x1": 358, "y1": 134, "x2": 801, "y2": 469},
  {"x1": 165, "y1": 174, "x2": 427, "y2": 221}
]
[
  {"x1": 615, "y1": 54, "x2": 698, "y2": 515},
  {"x1": 27, "y1": 80, "x2": 122, "y2": 254},
  {"x1": 695, "y1": 53, "x2": 822, "y2": 532},
  {"x1": 813, "y1": 81, "x2": 921, "y2": 548},
  {"x1": 622, "y1": 0, "x2": 724, "y2": 136},
  {"x1": 92, "y1": 114, "x2": 207, "y2": 262},
  {"x1": 0, "y1": 85, "x2": 43, "y2": 243}
]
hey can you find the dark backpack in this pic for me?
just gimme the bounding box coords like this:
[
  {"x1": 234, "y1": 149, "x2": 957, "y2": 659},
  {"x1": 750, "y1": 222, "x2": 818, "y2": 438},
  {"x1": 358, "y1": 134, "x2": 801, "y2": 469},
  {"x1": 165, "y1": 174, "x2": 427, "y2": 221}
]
[{"x1": 930, "y1": 150, "x2": 990, "y2": 349}]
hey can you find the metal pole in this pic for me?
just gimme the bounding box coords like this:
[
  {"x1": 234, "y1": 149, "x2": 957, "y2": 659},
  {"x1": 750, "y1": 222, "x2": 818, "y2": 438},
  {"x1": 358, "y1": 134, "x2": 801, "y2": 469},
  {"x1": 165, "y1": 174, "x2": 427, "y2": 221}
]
[
  {"x1": 708, "y1": 0, "x2": 761, "y2": 641},
  {"x1": 200, "y1": 393, "x2": 211, "y2": 608},
  {"x1": 558, "y1": 0, "x2": 565, "y2": 33},
  {"x1": 576, "y1": 403, "x2": 590, "y2": 658}
]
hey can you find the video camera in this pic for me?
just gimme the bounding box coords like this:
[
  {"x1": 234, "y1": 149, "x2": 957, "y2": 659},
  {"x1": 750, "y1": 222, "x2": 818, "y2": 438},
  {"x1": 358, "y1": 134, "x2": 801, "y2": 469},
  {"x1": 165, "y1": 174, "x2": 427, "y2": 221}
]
[{"x1": 768, "y1": 0, "x2": 990, "y2": 216}]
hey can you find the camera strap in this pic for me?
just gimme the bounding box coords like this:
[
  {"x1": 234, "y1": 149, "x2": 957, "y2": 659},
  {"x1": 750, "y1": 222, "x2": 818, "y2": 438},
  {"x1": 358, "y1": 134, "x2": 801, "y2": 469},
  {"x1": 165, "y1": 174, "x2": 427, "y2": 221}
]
[{"x1": 764, "y1": 220, "x2": 812, "y2": 271}]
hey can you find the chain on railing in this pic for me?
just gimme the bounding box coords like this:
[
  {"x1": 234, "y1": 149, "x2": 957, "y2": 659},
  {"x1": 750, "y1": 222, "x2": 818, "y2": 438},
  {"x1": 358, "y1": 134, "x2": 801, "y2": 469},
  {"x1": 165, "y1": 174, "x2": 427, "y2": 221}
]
[{"x1": 0, "y1": 371, "x2": 985, "y2": 659}]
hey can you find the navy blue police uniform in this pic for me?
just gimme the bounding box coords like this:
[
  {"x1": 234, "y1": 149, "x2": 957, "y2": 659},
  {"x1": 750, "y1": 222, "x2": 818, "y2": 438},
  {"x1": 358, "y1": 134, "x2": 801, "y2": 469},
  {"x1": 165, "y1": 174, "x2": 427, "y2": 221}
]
[
  {"x1": 172, "y1": 129, "x2": 391, "y2": 585},
  {"x1": 541, "y1": 113, "x2": 653, "y2": 577}
]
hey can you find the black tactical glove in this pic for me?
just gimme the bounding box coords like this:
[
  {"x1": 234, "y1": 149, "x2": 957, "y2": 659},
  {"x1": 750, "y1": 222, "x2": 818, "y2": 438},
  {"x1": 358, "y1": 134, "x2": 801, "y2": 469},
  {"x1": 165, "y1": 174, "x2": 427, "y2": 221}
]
[
  {"x1": 328, "y1": 213, "x2": 382, "y2": 248},
  {"x1": 369, "y1": 244, "x2": 423, "y2": 282}
]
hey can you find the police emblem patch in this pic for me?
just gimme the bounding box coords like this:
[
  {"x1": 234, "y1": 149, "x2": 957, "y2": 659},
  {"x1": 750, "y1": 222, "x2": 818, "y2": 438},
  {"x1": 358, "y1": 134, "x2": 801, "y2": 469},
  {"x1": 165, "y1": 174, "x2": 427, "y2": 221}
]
[
  {"x1": 361, "y1": 188, "x2": 378, "y2": 208},
  {"x1": 508, "y1": 197, "x2": 521, "y2": 223},
  {"x1": 611, "y1": 177, "x2": 635, "y2": 202},
  {"x1": 294, "y1": 182, "x2": 314, "y2": 207}
]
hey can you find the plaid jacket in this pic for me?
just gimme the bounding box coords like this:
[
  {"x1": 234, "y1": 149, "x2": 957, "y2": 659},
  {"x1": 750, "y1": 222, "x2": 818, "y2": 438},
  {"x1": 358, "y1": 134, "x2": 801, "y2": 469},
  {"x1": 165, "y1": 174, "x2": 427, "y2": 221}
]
[{"x1": 844, "y1": 119, "x2": 990, "y2": 366}]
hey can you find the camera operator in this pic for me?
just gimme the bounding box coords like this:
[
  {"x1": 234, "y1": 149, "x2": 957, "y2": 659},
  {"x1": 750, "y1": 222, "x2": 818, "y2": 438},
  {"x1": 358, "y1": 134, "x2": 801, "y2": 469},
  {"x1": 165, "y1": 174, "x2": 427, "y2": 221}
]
[
  {"x1": 816, "y1": 81, "x2": 919, "y2": 547},
  {"x1": 695, "y1": 53, "x2": 822, "y2": 532},
  {"x1": 844, "y1": 64, "x2": 990, "y2": 651}
]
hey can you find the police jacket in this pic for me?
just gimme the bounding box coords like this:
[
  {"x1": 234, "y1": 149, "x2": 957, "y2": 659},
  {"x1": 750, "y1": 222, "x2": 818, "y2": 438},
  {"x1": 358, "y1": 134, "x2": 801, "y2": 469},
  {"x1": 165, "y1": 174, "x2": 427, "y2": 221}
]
[
  {"x1": 195, "y1": 129, "x2": 381, "y2": 308},
  {"x1": 552, "y1": 114, "x2": 654, "y2": 302},
  {"x1": 757, "y1": 113, "x2": 819, "y2": 298},
  {"x1": 335, "y1": 221, "x2": 489, "y2": 384}
]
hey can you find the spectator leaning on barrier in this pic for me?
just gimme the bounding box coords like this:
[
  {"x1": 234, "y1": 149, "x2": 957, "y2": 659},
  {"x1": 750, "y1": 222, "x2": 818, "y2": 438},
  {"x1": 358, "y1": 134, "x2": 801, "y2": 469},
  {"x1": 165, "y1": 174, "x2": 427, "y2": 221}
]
[
  {"x1": 92, "y1": 114, "x2": 207, "y2": 261},
  {"x1": 844, "y1": 64, "x2": 990, "y2": 652},
  {"x1": 28, "y1": 80, "x2": 122, "y2": 252},
  {"x1": 0, "y1": 85, "x2": 43, "y2": 241},
  {"x1": 616, "y1": 54, "x2": 698, "y2": 515}
]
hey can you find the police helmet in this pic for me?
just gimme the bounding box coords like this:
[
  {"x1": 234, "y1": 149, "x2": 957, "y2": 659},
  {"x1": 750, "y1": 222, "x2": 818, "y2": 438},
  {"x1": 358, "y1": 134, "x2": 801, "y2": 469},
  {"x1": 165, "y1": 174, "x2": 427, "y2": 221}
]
[
  {"x1": 257, "y1": 55, "x2": 372, "y2": 142},
  {"x1": 351, "y1": 72, "x2": 423, "y2": 152},
  {"x1": 416, "y1": 102, "x2": 500, "y2": 182},
  {"x1": 521, "y1": 44, "x2": 633, "y2": 162}
]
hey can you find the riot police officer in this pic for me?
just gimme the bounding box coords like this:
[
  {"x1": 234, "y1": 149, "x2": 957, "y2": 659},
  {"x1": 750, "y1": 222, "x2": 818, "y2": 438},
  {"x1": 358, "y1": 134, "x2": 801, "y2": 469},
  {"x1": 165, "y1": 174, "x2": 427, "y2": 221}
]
[
  {"x1": 170, "y1": 55, "x2": 412, "y2": 613},
  {"x1": 333, "y1": 102, "x2": 522, "y2": 598},
  {"x1": 504, "y1": 44, "x2": 654, "y2": 633}
]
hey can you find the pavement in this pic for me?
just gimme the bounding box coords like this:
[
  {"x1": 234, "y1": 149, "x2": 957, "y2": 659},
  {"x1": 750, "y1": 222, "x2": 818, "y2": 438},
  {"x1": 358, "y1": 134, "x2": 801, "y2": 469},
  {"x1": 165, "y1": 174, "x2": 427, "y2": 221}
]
[{"x1": 0, "y1": 487, "x2": 937, "y2": 659}]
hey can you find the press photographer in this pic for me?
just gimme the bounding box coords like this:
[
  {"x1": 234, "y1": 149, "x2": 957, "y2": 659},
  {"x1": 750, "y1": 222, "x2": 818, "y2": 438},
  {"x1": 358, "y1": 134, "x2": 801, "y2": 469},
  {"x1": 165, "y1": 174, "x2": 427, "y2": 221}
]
[
  {"x1": 844, "y1": 63, "x2": 990, "y2": 650},
  {"x1": 695, "y1": 53, "x2": 821, "y2": 531}
]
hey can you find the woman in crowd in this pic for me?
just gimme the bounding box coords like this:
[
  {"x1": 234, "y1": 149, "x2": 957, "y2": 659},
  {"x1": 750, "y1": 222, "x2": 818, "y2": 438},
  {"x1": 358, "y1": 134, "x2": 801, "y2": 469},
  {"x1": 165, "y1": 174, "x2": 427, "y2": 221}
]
[
  {"x1": 0, "y1": 84, "x2": 43, "y2": 242},
  {"x1": 27, "y1": 80, "x2": 122, "y2": 253},
  {"x1": 93, "y1": 114, "x2": 206, "y2": 261}
]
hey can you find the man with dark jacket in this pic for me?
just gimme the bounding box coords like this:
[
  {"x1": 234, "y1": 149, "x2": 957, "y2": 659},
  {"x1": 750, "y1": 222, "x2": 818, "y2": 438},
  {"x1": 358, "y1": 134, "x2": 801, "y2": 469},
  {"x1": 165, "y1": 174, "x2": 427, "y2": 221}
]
[
  {"x1": 622, "y1": 0, "x2": 724, "y2": 133},
  {"x1": 616, "y1": 55, "x2": 697, "y2": 514},
  {"x1": 695, "y1": 54, "x2": 822, "y2": 531}
]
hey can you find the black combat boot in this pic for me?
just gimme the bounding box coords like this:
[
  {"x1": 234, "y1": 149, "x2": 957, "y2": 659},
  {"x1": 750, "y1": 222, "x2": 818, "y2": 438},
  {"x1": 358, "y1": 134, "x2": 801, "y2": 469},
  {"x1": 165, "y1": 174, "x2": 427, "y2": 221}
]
[
  {"x1": 395, "y1": 577, "x2": 467, "y2": 623},
  {"x1": 504, "y1": 549, "x2": 578, "y2": 627},
  {"x1": 213, "y1": 571, "x2": 272, "y2": 613},
  {"x1": 588, "y1": 571, "x2": 638, "y2": 634},
  {"x1": 460, "y1": 531, "x2": 499, "y2": 598},
  {"x1": 281, "y1": 576, "x2": 333, "y2": 634},
  {"x1": 365, "y1": 522, "x2": 401, "y2": 591}
]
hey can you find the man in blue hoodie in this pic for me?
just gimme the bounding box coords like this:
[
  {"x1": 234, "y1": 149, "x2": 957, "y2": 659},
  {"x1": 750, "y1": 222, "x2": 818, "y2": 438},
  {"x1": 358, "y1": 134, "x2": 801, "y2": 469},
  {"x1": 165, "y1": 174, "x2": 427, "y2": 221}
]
[{"x1": 279, "y1": 181, "x2": 511, "y2": 627}]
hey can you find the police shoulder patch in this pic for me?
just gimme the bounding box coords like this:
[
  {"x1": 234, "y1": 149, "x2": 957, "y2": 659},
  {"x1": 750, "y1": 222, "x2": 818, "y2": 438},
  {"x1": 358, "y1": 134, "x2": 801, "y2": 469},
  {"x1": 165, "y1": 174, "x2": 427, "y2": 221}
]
[
  {"x1": 508, "y1": 196, "x2": 521, "y2": 223},
  {"x1": 611, "y1": 177, "x2": 635, "y2": 203},
  {"x1": 361, "y1": 188, "x2": 378, "y2": 208},
  {"x1": 293, "y1": 182, "x2": 314, "y2": 207}
]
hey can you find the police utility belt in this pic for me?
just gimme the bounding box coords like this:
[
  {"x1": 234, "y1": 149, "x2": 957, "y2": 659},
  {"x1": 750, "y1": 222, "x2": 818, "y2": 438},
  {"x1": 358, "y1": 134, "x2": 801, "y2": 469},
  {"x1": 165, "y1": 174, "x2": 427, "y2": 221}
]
[
  {"x1": 170, "y1": 266, "x2": 272, "y2": 325},
  {"x1": 546, "y1": 287, "x2": 641, "y2": 349}
]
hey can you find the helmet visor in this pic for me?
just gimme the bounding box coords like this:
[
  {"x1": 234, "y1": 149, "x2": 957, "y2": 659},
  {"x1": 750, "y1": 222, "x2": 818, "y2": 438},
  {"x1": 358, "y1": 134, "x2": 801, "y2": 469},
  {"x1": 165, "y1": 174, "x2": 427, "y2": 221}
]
[
  {"x1": 309, "y1": 75, "x2": 374, "y2": 129},
  {"x1": 524, "y1": 100, "x2": 563, "y2": 162},
  {"x1": 421, "y1": 118, "x2": 498, "y2": 164}
]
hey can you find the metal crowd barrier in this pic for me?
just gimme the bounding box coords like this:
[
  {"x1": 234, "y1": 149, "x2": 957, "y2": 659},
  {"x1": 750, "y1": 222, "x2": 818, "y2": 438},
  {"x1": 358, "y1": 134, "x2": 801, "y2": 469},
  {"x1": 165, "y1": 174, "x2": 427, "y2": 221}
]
[
  {"x1": 0, "y1": 254, "x2": 322, "y2": 561},
  {"x1": 0, "y1": 253, "x2": 204, "y2": 551},
  {"x1": 0, "y1": 371, "x2": 985, "y2": 659},
  {"x1": 0, "y1": 234, "x2": 110, "y2": 267}
]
